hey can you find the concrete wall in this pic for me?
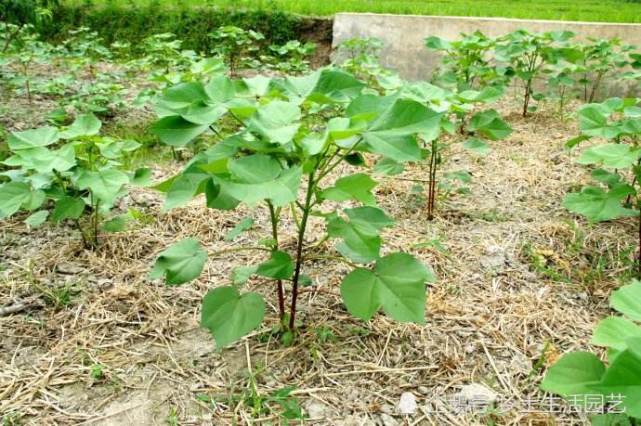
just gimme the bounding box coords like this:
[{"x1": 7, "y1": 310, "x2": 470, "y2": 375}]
[{"x1": 332, "y1": 13, "x2": 641, "y2": 82}]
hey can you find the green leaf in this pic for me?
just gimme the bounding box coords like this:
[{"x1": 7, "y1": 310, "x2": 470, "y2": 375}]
[
  {"x1": 232, "y1": 265, "x2": 258, "y2": 285},
  {"x1": 467, "y1": 110, "x2": 512, "y2": 140},
  {"x1": 132, "y1": 168, "x2": 152, "y2": 187},
  {"x1": 578, "y1": 144, "x2": 641, "y2": 169},
  {"x1": 224, "y1": 166, "x2": 302, "y2": 207},
  {"x1": 463, "y1": 138, "x2": 490, "y2": 155},
  {"x1": 163, "y1": 172, "x2": 209, "y2": 211},
  {"x1": 159, "y1": 82, "x2": 209, "y2": 110},
  {"x1": 361, "y1": 135, "x2": 422, "y2": 163},
  {"x1": 75, "y1": 168, "x2": 129, "y2": 206},
  {"x1": 363, "y1": 99, "x2": 443, "y2": 160},
  {"x1": 182, "y1": 103, "x2": 228, "y2": 126},
  {"x1": 151, "y1": 116, "x2": 209, "y2": 146},
  {"x1": 373, "y1": 158, "x2": 404, "y2": 176},
  {"x1": 98, "y1": 139, "x2": 141, "y2": 160},
  {"x1": 256, "y1": 250, "x2": 294, "y2": 280},
  {"x1": 50, "y1": 196, "x2": 85, "y2": 222},
  {"x1": 225, "y1": 217, "x2": 254, "y2": 241},
  {"x1": 590, "y1": 414, "x2": 633, "y2": 426},
  {"x1": 8, "y1": 126, "x2": 59, "y2": 150},
  {"x1": 610, "y1": 281, "x2": 641, "y2": 321},
  {"x1": 309, "y1": 69, "x2": 365, "y2": 102},
  {"x1": 200, "y1": 286, "x2": 265, "y2": 347},
  {"x1": 12, "y1": 144, "x2": 77, "y2": 173},
  {"x1": 205, "y1": 75, "x2": 237, "y2": 103},
  {"x1": 150, "y1": 238, "x2": 207, "y2": 285},
  {"x1": 563, "y1": 185, "x2": 637, "y2": 222},
  {"x1": 205, "y1": 178, "x2": 240, "y2": 211},
  {"x1": 25, "y1": 210, "x2": 49, "y2": 228},
  {"x1": 425, "y1": 36, "x2": 451, "y2": 50},
  {"x1": 579, "y1": 104, "x2": 620, "y2": 139},
  {"x1": 321, "y1": 173, "x2": 378, "y2": 206},
  {"x1": 592, "y1": 169, "x2": 622, "y2": 187},
  {"x1": 229, "y1": 154, "x2": 282, "y2": 183},
  {"x1": 540, "y1": 351, "x2": 606, "y2": 396},
  {"x1": 102, "y1": 215, "x2": 128, "y2": 233},
  {"x1": 248, "y1": 101, "x2": 301, "y2": 145},
  {"x1": 458, "y1": 86, "x2": 504, "y2": 103},
  {"x1": 0, "y1": 182, "x2": 43, "y2": 218},
  {"x1": 592, "y1": 316, "x2": 641, "y2": 353},
  {"x1": 340, "y1": 253, "x2": 433, "y2": 323},
  {"x1": 59, "y1": 113, "x2": 102, "y2": 139},
  {"x1": 327, "y1": 207, "x2": 394, "y2": 263},
  {"x1": 590, "y1": 338, "x2": 641, "y2": 418},
  {"x1": 565, "y1": 135, "x2": 590, "y2": 149},
  {"x1": 241, "y1": 75, "x2": 271, "y2": 97}
]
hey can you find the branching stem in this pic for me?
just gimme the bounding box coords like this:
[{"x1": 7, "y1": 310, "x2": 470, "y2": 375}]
[{"x1": 288, "y1": 171, "x2": 316, "y2": 330}]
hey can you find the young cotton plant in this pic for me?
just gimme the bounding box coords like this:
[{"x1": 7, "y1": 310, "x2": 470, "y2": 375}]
[
  {"x1": 0, "y1": 114, "x2": 148, "y2": 247},
  {"x1": 544, "y1": 59, "x2": 580, "y2": 117},
  {"x1": 564, "y1": 98, "x2": 641, "y2": 273},
  {"x1": 425, "y1": 31, "x2": 503, "y2": 91},
  {"x1": 209, "y1": 26, "x2": 264, "y2": 76},
  {"x1": 541, "y1": 279, "x2": 641, "y2": 422},
  {"x1": 133, "y1": 56, "x2": 227, "y2": 109},
  {"x1": 494, "y1": 29, "x2": 578, "y2": 117},
  {"x1": 576, "y1": 38, "x2": 634, "y2": 103},
  {"x1": 1, "y1": 23, "x2": 54, "y2": 103},
  {"x1": 149, "y1": 68, "x2": 437, "y2": 347},
  {"x1": 334, "y1": 37, "x2": 402, "y2": 91},
  {"x1": 398, "y1": 81, "x2": 512, "y2": 219},
  {"x1": 263, "y1": 40, "x2": 316, "y2": 74}
]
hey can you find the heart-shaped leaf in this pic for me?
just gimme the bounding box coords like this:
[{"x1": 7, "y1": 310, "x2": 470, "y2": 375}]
[
  {"x1": 150, "y1": 238, "x2": 207, "y2": 285},
  {"x1": 200, "y1": 286, "x2": 265, "y2": 347},
  {"x1": 340, "y1": 253, "x2": 433, "y2": 323}
]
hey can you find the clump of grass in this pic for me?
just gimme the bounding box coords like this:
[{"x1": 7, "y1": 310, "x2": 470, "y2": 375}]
[{"x1": 64, "y1": 0, "x2": 641, "y2": 23}]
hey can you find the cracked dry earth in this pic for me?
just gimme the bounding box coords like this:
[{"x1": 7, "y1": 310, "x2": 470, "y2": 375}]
[{"x1": 0, "y1": 99, "x2": 635, "y2": 425}]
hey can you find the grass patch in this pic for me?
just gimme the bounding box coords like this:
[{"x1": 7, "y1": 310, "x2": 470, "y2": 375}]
[{"x1": 64, "y1": 0, "x2": 641, "y2": 23}]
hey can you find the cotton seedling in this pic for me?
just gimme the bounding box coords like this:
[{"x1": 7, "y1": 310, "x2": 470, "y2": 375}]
[
  {"x1": 0, "y1": 114, "x2": 148, "y2": 247},
  {"x1": 425, "y1": 31, "x2": 504, "y2": 90},
  {"x1": 150, "y1": 68, "x2": 437, "y2": 347},
  {"x1": 541, "y1": 279, "x2": 641, "y2": 422},
  {"x1": 576, "y1": 37, "x2": 634, "y2": 103},
  {"x1": 209, "y1": 26, "x2": 264, "y2": 76},
  {"x1": 564, "y1": 97, "x2": 641, "y2": 273},
  {"x1": 334, "y1": 37, "x2": 401, "y2": 91},
  {"x1": 494, "y1": 29, "x2": 579, "y2": 116},
  {"x1": 398, "y1": 80, "x2": 511, "y2": 219}
]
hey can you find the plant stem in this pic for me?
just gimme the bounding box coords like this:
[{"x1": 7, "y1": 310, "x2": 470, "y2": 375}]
[
  {"x1": 1, "y1": 25, "x2": 21, "y2": 53},
  {"x1": 427, "y1": 139, "x2": 438, "y2": 220},
  {"x1": 23, "y1": 64, "x2": 31, "y2": 104},
  {"x1": 267, "y1": 201, "x2": 286, "y2": 320},
  {"x1": 288, "y1": 172, "x2": 315, "y2": 330},
  {"x1": 638, "y1": 206, "x2": 641, "y2": 278},
  {"x1": 75, "y1": 219, "x2": 90, "y2": 248},
  {"x1": 558, "y1": 86, "x2": 566, "y2": 117},
  {"x1": 93, "y1": 199, "x2": 100, "y2": 247},
  {"x1": 588, "y1": 72, "x2": 604, "y2": 103},
  {"x1": 522, "y1": 79, "x2": 531, "y2": 117}
]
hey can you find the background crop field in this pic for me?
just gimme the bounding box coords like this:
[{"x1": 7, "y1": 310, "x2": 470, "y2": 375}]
[{"x1": 65, "y1": 0, "x2": 641, "y2": 23}]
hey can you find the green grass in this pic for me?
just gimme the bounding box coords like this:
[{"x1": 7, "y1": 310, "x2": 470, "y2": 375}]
[{"x1": 65, "y1": 0, "x2": 641, "y2": 23}]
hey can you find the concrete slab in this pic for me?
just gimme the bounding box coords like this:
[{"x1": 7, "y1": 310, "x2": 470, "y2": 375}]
[{"x1": 332, "y1": 13, "x2": 641, "y2": 85}]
